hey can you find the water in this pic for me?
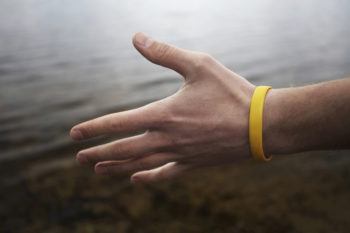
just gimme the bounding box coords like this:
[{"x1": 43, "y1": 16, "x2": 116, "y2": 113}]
[{"x1": 1, "y1": 0, "x2": 350, "y2": 162}]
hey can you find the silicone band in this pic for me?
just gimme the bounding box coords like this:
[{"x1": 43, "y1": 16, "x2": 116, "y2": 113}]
[{"x1": 249, "y1": 86, "x2": 272, "y2": 161}]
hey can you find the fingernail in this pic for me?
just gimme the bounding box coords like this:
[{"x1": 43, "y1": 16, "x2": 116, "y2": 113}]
[
  {"x1": 134, "y1": 32, "x2": 154, "y2": 48},
  {"x1": 70, "y1": 128, "x2": 83, "y2": 140},
  {"x1": 76, "y1": 152, "x2": 88, "y2": 165}
]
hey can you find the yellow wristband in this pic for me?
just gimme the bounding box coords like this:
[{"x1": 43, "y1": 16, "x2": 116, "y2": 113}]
[{"x1": 249, "y1": 86, "x2": 272, "y2": 161}]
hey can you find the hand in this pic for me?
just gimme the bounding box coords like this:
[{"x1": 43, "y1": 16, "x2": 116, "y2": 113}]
[{"x1": 70, "y1": 32, "x2": 255, "y2": 184}]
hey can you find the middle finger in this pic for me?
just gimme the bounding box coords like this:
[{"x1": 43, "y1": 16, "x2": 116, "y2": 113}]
[{"x1": 76, "y1": 132, "x2": 169, "y2": 164}]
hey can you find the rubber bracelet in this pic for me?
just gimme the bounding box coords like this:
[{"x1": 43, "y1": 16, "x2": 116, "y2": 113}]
[{"x1": 249, "y1": 86, "x2": 272, "y2": 161}]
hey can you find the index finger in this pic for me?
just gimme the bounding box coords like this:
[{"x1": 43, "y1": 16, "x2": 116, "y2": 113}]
[{"x1": 70, "y1": 104, "x2": 158, "y2": 140}]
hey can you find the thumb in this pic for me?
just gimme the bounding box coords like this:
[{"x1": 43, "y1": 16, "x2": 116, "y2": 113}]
[{"x1": 132, "y1": 32, "x2": 195, "y2": 77}]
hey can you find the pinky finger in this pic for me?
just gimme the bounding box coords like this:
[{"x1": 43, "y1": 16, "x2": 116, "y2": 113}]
[{"x1": 130, "y1": 161, "x2": 191, "y2": 184}]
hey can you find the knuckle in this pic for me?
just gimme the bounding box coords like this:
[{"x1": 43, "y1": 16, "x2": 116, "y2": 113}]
[
  {"x1": 145, "y1": 116, "x2": 185, "y2": 150},
  {"x1": 153, "y1": 43, "x2": 173, "y2": 62},
  {"x1": 161, "y1": 132, "x2": 181, "y2": 149},
  {"x1": 139, "y1": 101, "x2": 165, "y2": 129},
  {"x1": 145, "y1": 131, "x2": 163, "y2": 148},
  {"x1": 147, "y1": 131, "x2": 174, "y2": 150},
  {"x1": 192, "y1": 53, "x2": 215, "y2": 71},
  {"x1": 165, "y1": 137, "x2": 176, "y2": 149},
  {"x1": 157, "y1": 109, "x2": 174, "y2": 128},
  {"x1": 108, "y1": 116, "x2": 124, "y2": 131},
  {"x1": 167, "y1": 135, "x2": 182, "y2": 148},
  {"x1": 144, "y1": 101, "x2": 163, "y2": 116},
  {"x1": 137, "y1": 159, "x2": 150, "y2": 170},
  {"x1": 110, "y1": 144, "x2": 127, "y2": 157},
  {"x1": 153, "y1": 103, "x2": 178, "y2": 129}
]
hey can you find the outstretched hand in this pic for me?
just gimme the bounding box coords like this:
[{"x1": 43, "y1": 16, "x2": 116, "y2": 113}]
[{"x1": 70, "y1": 32, "x2": 256, "y2": 184}]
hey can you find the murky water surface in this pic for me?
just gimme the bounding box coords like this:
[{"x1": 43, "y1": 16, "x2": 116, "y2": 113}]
[{"x1": 1, "y1": 0, "x2": 350, "y2": 161}]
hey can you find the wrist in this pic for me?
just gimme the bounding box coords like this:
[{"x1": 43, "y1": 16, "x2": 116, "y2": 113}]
[{"x1": 263, "y1": 88, "x2": 297, "y2": 155}]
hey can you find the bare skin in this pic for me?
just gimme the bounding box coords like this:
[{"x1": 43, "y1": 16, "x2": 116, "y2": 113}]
[{"x1": 70, "y1": 32, "x2": 350, "y2": 184}]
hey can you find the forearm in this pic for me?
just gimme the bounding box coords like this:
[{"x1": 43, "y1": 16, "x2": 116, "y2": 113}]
[{"x1": 264, "y1": 78, "x2": 350, "y2": 155}]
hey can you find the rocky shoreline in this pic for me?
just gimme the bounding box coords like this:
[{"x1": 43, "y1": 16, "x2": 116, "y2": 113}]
[{"x1": 1, "y1": 150, "x2": 350, "y2": 233}]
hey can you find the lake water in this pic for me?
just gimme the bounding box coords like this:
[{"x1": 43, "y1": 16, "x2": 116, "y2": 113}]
[{"x1": 1, "y1": 0, "x2": 350, "y2": 162}]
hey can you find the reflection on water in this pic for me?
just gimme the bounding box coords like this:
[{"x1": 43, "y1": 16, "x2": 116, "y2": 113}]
[{"x1": 1, "y1": 0, "x2": 350, "y2": 161}]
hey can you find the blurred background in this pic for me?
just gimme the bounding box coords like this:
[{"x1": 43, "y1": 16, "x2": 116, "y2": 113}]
[{"x1": 1, "y1": 0, "x2": 350, "y2": 232}]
